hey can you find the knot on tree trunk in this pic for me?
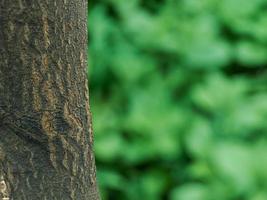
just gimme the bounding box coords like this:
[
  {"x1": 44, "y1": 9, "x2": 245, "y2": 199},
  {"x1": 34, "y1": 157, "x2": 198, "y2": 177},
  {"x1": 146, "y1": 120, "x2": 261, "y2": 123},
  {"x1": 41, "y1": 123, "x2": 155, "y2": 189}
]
[{"x1": 0, "y1": 176, "x2": 9, "y2": 200}]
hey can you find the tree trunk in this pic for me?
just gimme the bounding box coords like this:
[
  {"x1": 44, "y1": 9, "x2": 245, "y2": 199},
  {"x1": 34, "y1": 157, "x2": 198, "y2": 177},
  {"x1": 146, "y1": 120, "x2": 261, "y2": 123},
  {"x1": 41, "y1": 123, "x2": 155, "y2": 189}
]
[{"x1": 0, "y1": 0, "x2": 99, "y2": 199}]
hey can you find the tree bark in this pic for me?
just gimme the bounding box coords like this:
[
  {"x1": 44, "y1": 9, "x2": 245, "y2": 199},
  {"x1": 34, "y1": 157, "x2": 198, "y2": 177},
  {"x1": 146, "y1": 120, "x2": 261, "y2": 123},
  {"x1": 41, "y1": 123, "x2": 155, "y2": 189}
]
[{"x1": 0, "y1": 0, "x2": 99, "y2": 199}]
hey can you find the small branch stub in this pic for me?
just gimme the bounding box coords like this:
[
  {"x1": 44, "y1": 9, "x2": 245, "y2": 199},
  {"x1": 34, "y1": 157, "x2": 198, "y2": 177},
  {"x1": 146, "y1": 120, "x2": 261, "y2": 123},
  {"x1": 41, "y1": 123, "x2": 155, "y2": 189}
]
[{"x1": 0, "y1": 176, "x2": 9, "y2": 200}]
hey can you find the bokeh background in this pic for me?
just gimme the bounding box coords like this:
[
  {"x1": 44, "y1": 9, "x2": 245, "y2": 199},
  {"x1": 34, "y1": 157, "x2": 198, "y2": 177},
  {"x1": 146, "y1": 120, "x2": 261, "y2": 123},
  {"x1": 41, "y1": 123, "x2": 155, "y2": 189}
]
[{"x1": 88, "y1": 0, "x2": 267, "y2": 199}]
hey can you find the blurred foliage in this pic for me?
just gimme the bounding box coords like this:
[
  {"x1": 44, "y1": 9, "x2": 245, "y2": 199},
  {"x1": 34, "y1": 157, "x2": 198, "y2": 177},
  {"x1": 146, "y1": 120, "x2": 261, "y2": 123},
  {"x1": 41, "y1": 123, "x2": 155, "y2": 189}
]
[{"x1": 88, "y1": 0, "x2": 267, "y2": 199}]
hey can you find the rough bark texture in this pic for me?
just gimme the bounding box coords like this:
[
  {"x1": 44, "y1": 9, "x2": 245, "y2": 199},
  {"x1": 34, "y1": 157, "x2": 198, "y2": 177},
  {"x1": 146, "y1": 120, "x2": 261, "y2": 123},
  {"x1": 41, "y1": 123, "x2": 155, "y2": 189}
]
[{"x1": 0, "y1": 0, "x2": 99, "y2": 199}]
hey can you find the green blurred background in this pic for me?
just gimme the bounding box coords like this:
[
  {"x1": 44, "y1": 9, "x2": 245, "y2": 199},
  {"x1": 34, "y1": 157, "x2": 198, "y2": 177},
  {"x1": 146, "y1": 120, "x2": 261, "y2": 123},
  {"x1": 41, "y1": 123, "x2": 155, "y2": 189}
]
[{"x1": 88, "y1": 0, "x2": 267, "y2": 199}]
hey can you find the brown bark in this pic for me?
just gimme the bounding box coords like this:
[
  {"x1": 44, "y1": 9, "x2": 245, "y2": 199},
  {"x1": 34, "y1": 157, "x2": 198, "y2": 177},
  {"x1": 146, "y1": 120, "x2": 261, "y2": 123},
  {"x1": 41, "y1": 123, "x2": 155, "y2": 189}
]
[{"x1": 0, "y1": 0, "x2": 99, "y2": 199}]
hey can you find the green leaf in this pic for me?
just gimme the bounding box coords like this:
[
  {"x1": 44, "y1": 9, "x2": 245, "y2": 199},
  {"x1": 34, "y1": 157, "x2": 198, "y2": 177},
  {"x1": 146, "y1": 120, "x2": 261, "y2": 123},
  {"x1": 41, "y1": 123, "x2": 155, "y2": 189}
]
[{"x1": 170, "y1": 184, "x2": 209, "y2": 200}]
